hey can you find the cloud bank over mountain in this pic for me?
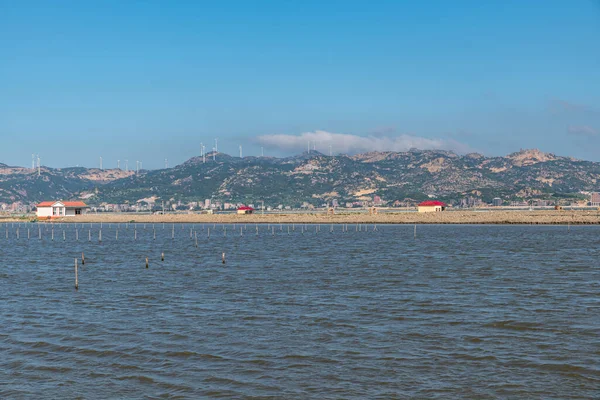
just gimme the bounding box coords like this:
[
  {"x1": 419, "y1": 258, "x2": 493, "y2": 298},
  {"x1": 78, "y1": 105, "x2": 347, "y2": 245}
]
[{"x1": 256, "y1": 130, "x2": 474, "y2": 155}]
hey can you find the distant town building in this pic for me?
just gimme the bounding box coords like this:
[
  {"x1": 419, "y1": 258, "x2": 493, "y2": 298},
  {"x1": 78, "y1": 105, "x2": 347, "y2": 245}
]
[
  {"x1": 204, "y1": 199, "x2": 211, "y2": 209},
  {"x1": 460, "y1": 196, "x2": 483, "y2": 208},
  {"x1": 591, "y1": 192, "x2": 600, "y2": 206},
  {"x1": 417, "y1": 200, "x2": 447, "y2": 213},
  {"x1": 373, "y1": 195, "x2": 383, "y2": 205},
  {"x1": 492, "y1": 197, "x2": 503, "y2": 207},
  {"x1": 36, "y1": 201, "x2": 89, "y2": 218},
  {"x1": 510, "y1": 201, "x2": 528, "y2": 207}
]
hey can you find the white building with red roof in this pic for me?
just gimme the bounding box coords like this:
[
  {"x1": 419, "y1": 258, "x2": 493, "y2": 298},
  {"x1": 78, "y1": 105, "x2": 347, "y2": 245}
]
[
  {"x1": 417, "y1": 200, "x2": 447, "y2": 213},
  {"x1": 237, "y1": 205, "x2": 254, "y2": 215},
  {"x1": 36, "y1": 201, "x2": 89, "y2": 218}
]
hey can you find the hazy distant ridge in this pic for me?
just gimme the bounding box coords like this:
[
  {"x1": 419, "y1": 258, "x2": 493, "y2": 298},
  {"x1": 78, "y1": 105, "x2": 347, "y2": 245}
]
[{"x1": 1, "y1": 149, "x2": 598, "y2": 206}]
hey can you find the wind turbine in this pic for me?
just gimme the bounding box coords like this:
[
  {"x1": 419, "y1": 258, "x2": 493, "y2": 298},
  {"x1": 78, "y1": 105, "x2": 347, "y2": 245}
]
[
  {"x1": 125, "y1": 160, "x2": 128, "y2": 172},
  {"x1": 117, "y1": 160, "x2": 120, "y2": 169},
  {"x1": 100, "y1": 156, "x2": 103, "y2": 170},
  {"x1": 202, "y1": 145, "x2": 206, "y2": 163},
  {"x1": 239, "y1": 145, "x2": 242, "y2": 158}
]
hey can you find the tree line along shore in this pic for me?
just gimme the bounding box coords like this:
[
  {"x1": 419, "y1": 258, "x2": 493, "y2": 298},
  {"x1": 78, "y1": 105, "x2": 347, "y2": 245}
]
[{"x1": 3, "y1": 210, "x2": 600, "y2": 225}]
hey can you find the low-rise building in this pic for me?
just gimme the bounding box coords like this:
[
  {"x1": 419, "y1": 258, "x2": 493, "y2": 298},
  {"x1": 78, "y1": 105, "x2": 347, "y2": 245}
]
[
  {"x1": 237, "y1": 206, "x2": 254, "y2": 215},
  {"x1": 417, "y1": 200, "x2": 447, "y2": 213},
  {"x1": 36, "y1": 201, "x2": 89, "y2": 218}
]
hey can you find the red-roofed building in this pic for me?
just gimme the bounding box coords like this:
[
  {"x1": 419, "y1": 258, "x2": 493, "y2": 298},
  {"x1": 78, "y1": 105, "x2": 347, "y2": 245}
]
[
  {"x1": 237, "y1": 205, "x2": 254, "y2": 215},
  {"x1": 36, "y1": 201, "x2": 89, "y2": 218},
  {"x1": 417, "y1": 200, "x2": 447, "y2": 213}
]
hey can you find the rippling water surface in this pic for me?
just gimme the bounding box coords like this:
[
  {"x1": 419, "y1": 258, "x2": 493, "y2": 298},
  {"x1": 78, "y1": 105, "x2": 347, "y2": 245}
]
[{"x1": 1, "y1": 223, "x2": 599, "y2": 399}]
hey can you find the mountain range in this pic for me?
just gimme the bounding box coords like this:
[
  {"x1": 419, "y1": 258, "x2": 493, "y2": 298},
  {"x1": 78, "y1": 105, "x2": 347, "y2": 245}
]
[{"x1": 1, "y1": 149, "x2": 598, "y2": 207}]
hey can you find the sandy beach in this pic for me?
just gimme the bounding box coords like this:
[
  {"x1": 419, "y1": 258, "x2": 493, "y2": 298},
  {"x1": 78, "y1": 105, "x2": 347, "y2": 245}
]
[{"x1": 3, "y1": 210, "x2": 598, "y2": 225}]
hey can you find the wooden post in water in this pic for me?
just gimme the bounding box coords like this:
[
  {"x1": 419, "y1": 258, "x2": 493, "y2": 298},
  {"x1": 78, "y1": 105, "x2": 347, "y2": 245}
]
[
  {"x1": 82, "y1": 252, "x2": 85, "y2": 265},
  {"x1": 75, "y1": 258, "x2": 79, "y2": 290},
  {"x1": 161, "y1": 252, "x2": 165, "y2": 261},
  {"x1": 134, "y1": 229, "x2": 137, "y2": 240},
  {"x1": 52, "y1": 229, "x2": 54, "y2": 241},
  {"x1": 99, "y1": 229, "x2": 102, "y2": 243},
  {"x1": 88, "y1": 230, "x2": 91, "y2": 242},
  {"x1": 207, "y1": 228, "x2": 210, "y2": 238},
  {"x1": 63, "y1": 230, "x2": 66, "y2": 241},
  {"x1": 414, "y1": 224, "x2": 417, "y2": 239},
  {"x1": 153, "y1": 229, "x2": 156, "y2": 240},
  {"x1": 222, "y1": 252, "x2": 226, "y2": 264},
  {"x1": 76, "y1": 229, "x2": 79, "y2": 241},
  {"x1": 146, "y1": 257, "x2": 149, "y2": 268}
]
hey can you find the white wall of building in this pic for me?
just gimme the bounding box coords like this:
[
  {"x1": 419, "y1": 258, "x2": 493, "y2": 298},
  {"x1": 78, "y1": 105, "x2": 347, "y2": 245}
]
[
  {"x1": 37, "y1": 207, "x2": 53, "y2": 217},
  {"x1": 418, "y1": 205, "x2": 443, "y2": 213}
]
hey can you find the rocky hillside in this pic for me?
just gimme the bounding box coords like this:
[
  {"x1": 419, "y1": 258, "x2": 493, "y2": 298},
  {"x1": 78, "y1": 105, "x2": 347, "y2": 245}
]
[{"x1": 1, "y1": 149, "x2": 599, "y2": 206}]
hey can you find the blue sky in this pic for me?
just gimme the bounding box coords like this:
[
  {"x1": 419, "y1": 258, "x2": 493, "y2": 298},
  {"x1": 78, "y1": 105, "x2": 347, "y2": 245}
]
[{"x1": 1, "y1": 0, "x2": 599, "y2": 168}]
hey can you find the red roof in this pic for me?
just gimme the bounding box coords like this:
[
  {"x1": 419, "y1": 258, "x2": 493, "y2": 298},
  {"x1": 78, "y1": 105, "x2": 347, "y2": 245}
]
[
  {"x1": 418, "y1": 200, "x2": 447, "y2": 207},
  {"x1": 63, "y1": 201, "x2": 88, "y2": 207},
  {"x1": 237, "y1": 206, "x2": 254, "y2": 211},
  {"x1": 36, "y1": 201, "x2": 88, "y2": 208}
]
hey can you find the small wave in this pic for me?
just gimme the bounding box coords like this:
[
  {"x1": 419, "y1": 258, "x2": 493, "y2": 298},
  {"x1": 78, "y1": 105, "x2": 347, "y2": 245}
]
[
  {"x1": 115, "y1": 374, "x2": 156, "y2": 383},
  {"x1": 26, "y1": 365, "x2": 73, "y2": 373},
  {"x1": 483, "y1": 320, "x2": 545, "y2": 331},
  {"x1": 453, "y1": 353, "x2": 497, "y2": 361}
]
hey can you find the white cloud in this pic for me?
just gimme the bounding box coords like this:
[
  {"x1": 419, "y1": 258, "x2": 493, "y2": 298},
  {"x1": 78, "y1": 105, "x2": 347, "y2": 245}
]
[
  {"x1": 256, "y1": 130, "x2": 474, "y2": 155},
  {"x1": 567, "y1": 125, "x2": 598, "y2": 137}
]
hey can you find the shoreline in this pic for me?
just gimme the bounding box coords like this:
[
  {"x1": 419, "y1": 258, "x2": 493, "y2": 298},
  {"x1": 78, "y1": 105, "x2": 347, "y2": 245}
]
[{"x1": 3, "y1": 210, "x2": 600, "y2": 225}]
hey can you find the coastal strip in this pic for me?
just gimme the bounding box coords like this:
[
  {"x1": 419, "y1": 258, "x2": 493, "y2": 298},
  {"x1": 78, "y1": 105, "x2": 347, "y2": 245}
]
[{"x1": 4, "y1": 210, "x2": 600, "y2": 225}]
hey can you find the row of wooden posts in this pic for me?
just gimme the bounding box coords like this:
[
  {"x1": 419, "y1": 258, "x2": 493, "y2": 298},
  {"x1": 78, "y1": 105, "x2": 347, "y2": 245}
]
[
  {"x1": 2, "y1": 223, "x2": 389, "y2": 242},
  {"x1": 73, "y1": 250, "x2": 221, "y2": 290}
]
